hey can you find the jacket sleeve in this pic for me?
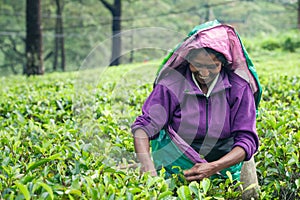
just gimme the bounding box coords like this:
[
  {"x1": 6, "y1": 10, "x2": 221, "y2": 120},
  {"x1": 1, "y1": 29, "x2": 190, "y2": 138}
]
[
  {"x1": 131, "y1": 84, "x2": 179, "y2": 139},
  {"x1": 231, "y1": 84, "x2": 259, "y2": 161}
]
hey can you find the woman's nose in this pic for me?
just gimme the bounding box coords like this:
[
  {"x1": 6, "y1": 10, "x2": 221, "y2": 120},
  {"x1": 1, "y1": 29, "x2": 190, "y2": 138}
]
[{"x1": 198, "y1": 68, "x2": 209, "y2": 76}]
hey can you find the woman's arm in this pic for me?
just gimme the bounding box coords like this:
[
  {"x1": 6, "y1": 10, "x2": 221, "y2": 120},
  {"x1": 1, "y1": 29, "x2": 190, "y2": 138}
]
[
  {"x1": 133, "y1": 128, "x2": 157, "y2": 176},
  {"x1": 131, "y1": 84, "x2": 179, "y2": 176},
  {"x1": 184, "y1": 146, "x2": 245, "y2": 181}
]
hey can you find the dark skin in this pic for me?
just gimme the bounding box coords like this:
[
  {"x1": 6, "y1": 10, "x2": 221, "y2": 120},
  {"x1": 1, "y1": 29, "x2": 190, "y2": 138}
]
[
  {"x1": 134, "y1": 129, "x2": 157, "y2": 176},
  {"x1": 134, "y1": 51, "x2": 246, "y2": 181},
  {"x1": 183, "y1": 147, "x2": 246, "y2": 181},
  {"x1": 188, "y1": 50, "x2": 222, "y2": 94}
]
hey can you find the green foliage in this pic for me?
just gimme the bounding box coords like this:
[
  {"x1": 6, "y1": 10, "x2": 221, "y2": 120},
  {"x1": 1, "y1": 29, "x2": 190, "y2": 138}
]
[
  {"x1": 0, "y1": 52, "x2": 300, "y2": 199},
  {"x1": 282, "y1": 35, "x2": 300, "y2": 52},
  {"x1": 275, "y1": 31, "x2": 300, "y2": 52},
  {"x1": 256, "y1": 74, "x2": 300, "y2": 199},
  {"x1": 261, "y1": 38, "x2": 281, "y2": 51},
  {"x1": 243, "y1": 30, "x2": 300, "y2": 53}
]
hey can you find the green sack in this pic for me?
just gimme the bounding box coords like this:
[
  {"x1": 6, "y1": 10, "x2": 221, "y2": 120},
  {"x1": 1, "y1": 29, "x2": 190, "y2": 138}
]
[
  {"x1": 151, "y1": 129, "x2": 243, "y2": 180},
  {"x1": 151, "y1": 129, "x2": 194, "y2": 178}
]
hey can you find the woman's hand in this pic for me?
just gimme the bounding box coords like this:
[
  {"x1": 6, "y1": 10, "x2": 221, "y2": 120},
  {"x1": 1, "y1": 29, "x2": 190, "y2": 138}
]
[
  {"x1": 183, "y1": 162, "x2": 218, "y2": 181},
  {"x1": 140, "y1": 161, "x2": 158, "y2": 176},
  {"x1": 184, "y1": 147, "x2": 247, "y2": 181}
]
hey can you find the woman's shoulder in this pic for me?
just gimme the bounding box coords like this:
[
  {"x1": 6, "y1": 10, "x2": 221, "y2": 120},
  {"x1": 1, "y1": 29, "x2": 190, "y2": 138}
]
[
  {"x1": 155, "y1": 64, "x2": 189, "y2": 87},
  {"x1": 224, "y1": 70, "x2": 255, "y2": 105},
  {"x1": 225, "y1": 69, "x2": 251, "y2": 90}
]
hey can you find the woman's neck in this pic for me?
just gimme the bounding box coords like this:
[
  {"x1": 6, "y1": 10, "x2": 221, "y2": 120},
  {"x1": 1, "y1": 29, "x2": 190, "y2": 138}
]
[{"x1": 199, "y1": 83, "x2": 208, "y2": 94}]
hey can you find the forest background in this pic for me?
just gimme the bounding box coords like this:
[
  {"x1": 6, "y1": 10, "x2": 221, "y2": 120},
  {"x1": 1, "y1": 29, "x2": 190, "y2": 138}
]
[{"x1": 0, "y1": 0, "x2": 299, "y2": 76}]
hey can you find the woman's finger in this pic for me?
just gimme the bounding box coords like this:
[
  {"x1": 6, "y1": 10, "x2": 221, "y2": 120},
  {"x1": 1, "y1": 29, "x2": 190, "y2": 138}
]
[
  {"x1": 183, "y1": 168, "x2": 198, "y2": 176},
  {"x1": 185, "y1": 174, "x2": 204, "y2": 181}
]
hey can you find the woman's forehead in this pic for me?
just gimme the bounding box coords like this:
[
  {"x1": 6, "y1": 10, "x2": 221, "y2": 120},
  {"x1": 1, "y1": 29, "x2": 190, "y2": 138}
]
[{"x1": 191, "y1": 52, "x2": 219, "y2": 63}]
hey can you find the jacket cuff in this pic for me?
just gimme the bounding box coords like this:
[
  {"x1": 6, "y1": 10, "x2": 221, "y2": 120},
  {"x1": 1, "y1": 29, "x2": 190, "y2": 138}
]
[{"x1": 131, "y1": 125, "x2": 157, "y2": 140}]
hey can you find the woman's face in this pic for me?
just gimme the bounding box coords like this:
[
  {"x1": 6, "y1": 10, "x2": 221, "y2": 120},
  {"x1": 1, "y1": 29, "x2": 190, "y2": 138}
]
[{"x1": 189, "y1": 51, "x2": 222, "y2": 85}]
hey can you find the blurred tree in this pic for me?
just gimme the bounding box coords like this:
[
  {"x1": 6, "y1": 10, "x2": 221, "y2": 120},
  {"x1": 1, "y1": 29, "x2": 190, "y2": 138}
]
[
  {"x1": 99, "y1": 0, "x2": 121, "y2": 66},
  {"x1": 24, "y1": 0, "x2": 44, "y2": 75},
  {"x1": 0, "y1": 0, "x2": 297, "y2": 75},
  {"x1": 53, "y1": 0, "x2": 66, "y2": 71},
  {"x1": 0, "y1": 1, "x2": 25, "y2": 75},
  {"x1": 298, "y1": 0, "x2": 300, "y2": 29},
  {"x1": 0, "y1": 36, "x2": 24, "y2": 75}
]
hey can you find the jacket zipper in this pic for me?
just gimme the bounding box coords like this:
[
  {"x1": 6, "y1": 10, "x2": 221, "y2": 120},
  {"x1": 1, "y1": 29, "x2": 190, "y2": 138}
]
[{"x1": 205, "y1": 97, "x2": 209, "y2": 135}]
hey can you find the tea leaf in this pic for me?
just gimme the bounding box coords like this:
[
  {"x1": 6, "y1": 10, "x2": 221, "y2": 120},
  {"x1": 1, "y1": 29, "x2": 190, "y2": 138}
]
[{"x1": 15, "y1": 181, "x2": 30, "y2": 200}]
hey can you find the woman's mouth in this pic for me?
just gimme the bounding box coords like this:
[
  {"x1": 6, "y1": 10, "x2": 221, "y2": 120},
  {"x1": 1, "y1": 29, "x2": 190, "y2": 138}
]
[{"x1": 198, "y1": 75, "x2": 209, "y2": 80}]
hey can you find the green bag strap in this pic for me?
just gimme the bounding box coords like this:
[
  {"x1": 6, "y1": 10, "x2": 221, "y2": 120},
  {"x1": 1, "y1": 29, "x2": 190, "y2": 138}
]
[{"x1": 235, "y1": 31, "x2": 263, "y2": 109}]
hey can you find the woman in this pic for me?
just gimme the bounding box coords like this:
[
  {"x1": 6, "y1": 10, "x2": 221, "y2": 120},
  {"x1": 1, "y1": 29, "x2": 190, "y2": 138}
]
[{"x1": 131, "y1": 23, "x2": 260, "y2": 181}]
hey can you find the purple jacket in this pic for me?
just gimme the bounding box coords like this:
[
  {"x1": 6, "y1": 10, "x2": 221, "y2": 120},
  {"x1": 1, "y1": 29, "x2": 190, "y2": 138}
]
[{"x1": 131, "y1": 65, "x2": 259, "y2": 161}]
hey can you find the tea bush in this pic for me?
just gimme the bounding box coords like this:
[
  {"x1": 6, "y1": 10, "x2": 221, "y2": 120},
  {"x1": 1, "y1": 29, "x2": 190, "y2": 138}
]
[
  {"x1": 0, "y1": 53, "x2": 299, "y2": 199},
  {"x1": 243, "y1": 30, "x2": 300, "y2": 53},
  {"x1": 261, "y1": 39, "x2": 281, "y2": 51}
]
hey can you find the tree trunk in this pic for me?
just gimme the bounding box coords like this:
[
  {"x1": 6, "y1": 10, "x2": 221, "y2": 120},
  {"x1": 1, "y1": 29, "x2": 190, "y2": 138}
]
[
  {"x1": 129, "y1": 32, "x2": 134, "y2": 63},
  {"x1": 60, "y1": 20, "x2": 66, "y2": 71},
  {"x1": 111, "y1": 0, "x2": 121, "y2": 66},
  {"x1": 100, "y1": 0, "x2": 122, "y2": 66},
  {"x1": 298, "y1": 0, "x2": 300, "y2": 29},
  {"x1": 25, "y1": 0, "x2": 44, "y2": 75},
  {"x1": 53, "y1": 13, "x2": 59, "y2": 71},
  {"x1": 53, "y1": 0, "x2": 66, "y2": 71},
  {"x1": 204, "y1": 4, "x2": 210, "y2": 21}
]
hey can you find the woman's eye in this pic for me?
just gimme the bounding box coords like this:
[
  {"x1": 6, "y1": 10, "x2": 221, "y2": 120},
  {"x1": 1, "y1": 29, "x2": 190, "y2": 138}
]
[
  {"x1": 194, "y1": 64, "x2": 217, "y2": 69},
  {"x1": 206, "y1": 65, "x2": 217, "y2": 69}
]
